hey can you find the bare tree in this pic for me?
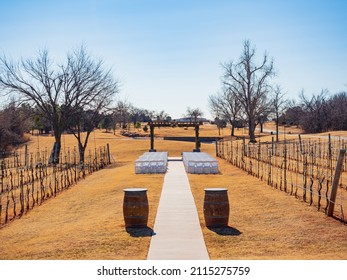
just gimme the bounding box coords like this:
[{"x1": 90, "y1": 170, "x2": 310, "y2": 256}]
[
  {"x1": 65, "y1": 48, "x2": 119, "y2": 162},
  {"x1": 68, "y1": 109, "x2": 109, "y2": 163},
  {"x1": 327, "y1": 91, "x2": 347, "y2": 130},
  {"x1": 155, "y1": 110, "x2": 171, "y2": 122},
  {"x1": 282, "y1": 99, "x2": 302, "y2": 127},
  {"x1": 209, "y1": 87, "x2": 242, "y2": 136},
  {"x1": 0, "y1": 101, "x2": 32, "y2": 152},
  {"x1": 282, "y1": 90, "x2": 347, "y2": 133},
  {"x1": 257, "y1": 113, "x2": 269, "y2": 134},
  {"x1": 299, "y1": 89, "x2": 330, "y2": 133},
  {"x1": 0, "y1": 46, "x2": 119, "y2": 163},
  {"x1": 222, "y1": 40, "x2": 275, "y2": 142},
  {"x1": 101, "y1": 113, "x2": 114, "y2": 133},
  {"x1": 271, "y1": 85, "x2": 287, "y2": 142},
  {"x1": 186, "y1": 107, "x2": 204, "y2": 122},
  {"x1": 113, "y1": 100, "x2": 133, "y2": 132},
  {"x1": 130, "y1": 107, "x2": 152, "y2": 124},
  {"x1": 208, "y1": 95, "x2": 222, "y2": 135},
  {"x1": 0, "y1": 50, "x2": 68, "y2": 163}
]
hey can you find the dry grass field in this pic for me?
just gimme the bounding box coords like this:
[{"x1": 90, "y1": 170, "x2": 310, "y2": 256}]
[
  {"x1": 0, "y1": 124, "x2": 346, "y2": 260},
  {"x1": 189, "y1": 158, "x2": 347, "y2": 259}
]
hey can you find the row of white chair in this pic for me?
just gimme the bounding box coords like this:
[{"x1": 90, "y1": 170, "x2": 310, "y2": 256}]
[
  {"x1": 182, "y1": 152, "x2": 219, "y2": 174},
  {"x1": 135, "y1": 152, "x2": 168, "y2": 174}
]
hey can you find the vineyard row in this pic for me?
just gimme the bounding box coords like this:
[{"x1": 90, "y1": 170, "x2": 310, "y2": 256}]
[
  {"x1": 216, "y1": 137, "x2": 347, "y2": 223},
  {"x1": 0, "y1": 145, "x2": 111, "y2": 227}
]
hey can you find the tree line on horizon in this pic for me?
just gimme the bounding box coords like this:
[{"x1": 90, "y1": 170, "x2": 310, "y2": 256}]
[
  {"x1": 1, "y1": 42, "x2": 346, "y2": 158},
  {"x1": 0, "y1": 45, "x2": 183, "y2": 159},
  {"x1": 209, "y1": 40, "x2": 347, "y2": 142}
]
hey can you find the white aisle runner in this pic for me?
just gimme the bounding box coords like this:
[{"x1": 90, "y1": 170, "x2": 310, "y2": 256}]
[{"x1": 147, "y1": 161, "x2": 210, "y2": 260}]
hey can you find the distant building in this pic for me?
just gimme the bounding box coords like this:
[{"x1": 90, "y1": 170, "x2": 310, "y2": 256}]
[{"x1": 173, "y1": 117, "x2": 210, "y2": 123}]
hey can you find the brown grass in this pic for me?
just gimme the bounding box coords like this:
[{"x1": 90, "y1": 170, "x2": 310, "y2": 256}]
[
  {"x1": 0, "y1": 125, "x2": 346, "y2": 260},
  {"x1": 188, "y1": 150, "x2": 347, "y2": 259},
  {"x1": 124, "y1": 122, "x2": 256, "y2": 138},
  {"x1": 0, "y1": 132, "x2": 165, "y2": 259}
]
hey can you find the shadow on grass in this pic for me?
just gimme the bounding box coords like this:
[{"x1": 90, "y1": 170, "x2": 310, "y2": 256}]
[
  {"x1": 207, "y1": 226, "x2": 242, "y2": 236},
  {"x1": 126, "y1": 227, "x2": 156, "y2": 237}
]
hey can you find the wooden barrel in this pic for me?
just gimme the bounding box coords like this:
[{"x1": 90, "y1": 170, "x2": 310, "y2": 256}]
[
  {"x1": 203, "y1": 188, "x2": 229, "y2": 227},
  {"x1": 123, "y1": 188, "x2": 148, "y2": 228}
]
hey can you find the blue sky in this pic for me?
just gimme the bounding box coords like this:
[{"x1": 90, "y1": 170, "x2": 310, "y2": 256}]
[{"x1": 1, "y1": 0, "x2": 346, "y2": 118}]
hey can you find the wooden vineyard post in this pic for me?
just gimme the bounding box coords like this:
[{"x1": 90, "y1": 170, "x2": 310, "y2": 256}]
[
  {"x1": 257, "y1": 140, "x2": 261, "y2": 178},
  {"x1": 226, "y1": 141, "x2": 229, "y2": 161},
  {"x1": 149, "y1": 123, "x2": 155, "y2": 152},
  {"x1": 24, "y1": 144, "x2": 28, "y2": 167},
  {"x1": 221, "y1": 140, "x2": 225, "y2": 158},
  {"x1": 299, "y1": 134, "x2": 303, "y2": 155},
  {"x1": 328, "y1": 133, "x2": 332, "y2": 159},
  {"x1": 194, "y1": 123, "x2": 200, "y2": 152},
  {"x1": 218, "y1": 140, "x2": 222, "y2": 158},
  {"x1": 0, "y1": 160, "x2": 4, "y2": 193},
  {"x1": 328, "y1": 133, "x2": 333, "y2": 180},
  {"x1": 230, "y1": 139, "x2": 233, "y2": 162},
  {"x1": 283, "y1": 141, "x2": 287, "y2": 193},
  {"x1": 268, "y1": 144, "x2": 272, "y2": 186},
  {"x1": 327, "y1": 149, "x2": 346, "y2": 217},
  {"x1": 242, "y1": 138, "x2": 246, "y2": 170},
  {"x1": 20, "y1": 169, "x2": 24, "y2": 215},
  {"x1": 106, "y1": 143, "x2": 111, "y2": 164},
  {"x1": 215, "y1": 139, "x2": 218, "y2": 157}
]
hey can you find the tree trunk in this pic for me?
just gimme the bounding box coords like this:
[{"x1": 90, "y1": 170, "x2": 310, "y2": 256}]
[
  {"x1": 78, "y1": 142, "x2": 85, "y2": 163},
  {"x1": 74, "y1": 130, "x2": 92, "y2": 164},
  {"x1": 276, "y1": 119, "x2": 279, "y2": 142},
  {"x1": 231, "y1": 122, "x2": 235, "y2": 136},
  {"x1": 260, "y1": 122, "x2": 264, "y2": 133},
  {"x1": 249, "y1": 119, "x2": 257, "y2": 143},
  {"x1": 53, "y1": 137, "x2": 61, "y2": 164}
]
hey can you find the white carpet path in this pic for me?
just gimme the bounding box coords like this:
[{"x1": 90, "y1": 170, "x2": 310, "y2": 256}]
[{"x1": 147, "y1": 160, "x2": 210, "y2": 260}]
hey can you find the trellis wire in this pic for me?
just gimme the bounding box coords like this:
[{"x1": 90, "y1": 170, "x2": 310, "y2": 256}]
[
  {"x1": 216, "y1": 137, "x2": 347, "y2": 223},
  {"x1": 0, "y1": 145, "x2": 111, "y2": 227}
]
